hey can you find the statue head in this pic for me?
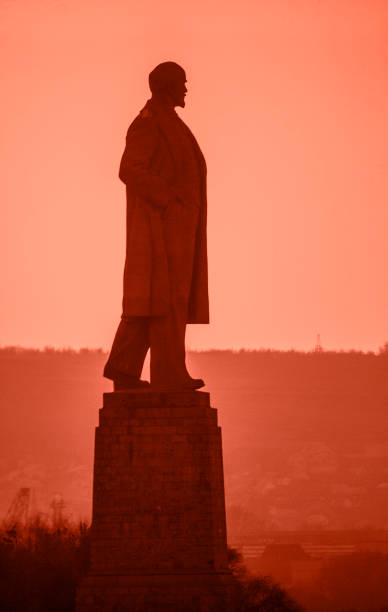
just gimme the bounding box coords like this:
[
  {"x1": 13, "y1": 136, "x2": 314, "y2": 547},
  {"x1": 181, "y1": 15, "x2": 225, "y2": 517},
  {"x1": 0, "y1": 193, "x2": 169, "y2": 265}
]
[{"x1": 149, "y1": 62, "x2": 187, "y2": 108}]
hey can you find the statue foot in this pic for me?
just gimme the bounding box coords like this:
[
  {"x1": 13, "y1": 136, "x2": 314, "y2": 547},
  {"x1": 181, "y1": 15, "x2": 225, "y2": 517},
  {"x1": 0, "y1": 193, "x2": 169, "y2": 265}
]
[
  {"x1": 151, "y1": 378, "x2": 205, "y2": 392},
  {"x1": 185, "y1": 377, "x2": 205, "y2": 389},
  {"x1": 113, "y1": 376, "x2": 150, "y2": 391}
]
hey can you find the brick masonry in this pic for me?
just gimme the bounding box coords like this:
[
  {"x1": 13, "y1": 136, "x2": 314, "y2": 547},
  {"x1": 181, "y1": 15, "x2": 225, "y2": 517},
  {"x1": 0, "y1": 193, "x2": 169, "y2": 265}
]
[{"x1": 76, "y1": 390, "x2": 234, "y2": 611}]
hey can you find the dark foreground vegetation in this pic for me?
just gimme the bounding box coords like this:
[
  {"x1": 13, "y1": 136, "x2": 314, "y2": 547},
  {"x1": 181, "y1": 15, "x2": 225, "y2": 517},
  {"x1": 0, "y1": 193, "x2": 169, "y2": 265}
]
[
  {"x1": 2, "y1": 519, "x2": 388, "y2": 611},
  {"x1": 0, "y1": 519, "x2": 301, "y2": 612},
  {"x1": 0, "y1": 519, "x2": 89, "y2": 612},
  {"x1": 228, "y1": 548, "x2": 302, "y2": 611}
]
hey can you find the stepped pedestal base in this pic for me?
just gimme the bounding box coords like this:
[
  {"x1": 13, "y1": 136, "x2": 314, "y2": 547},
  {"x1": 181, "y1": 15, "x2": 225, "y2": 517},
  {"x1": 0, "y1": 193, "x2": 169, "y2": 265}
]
[{"x1": 76, "y1": 390, "x2": 234, "y2": 611}]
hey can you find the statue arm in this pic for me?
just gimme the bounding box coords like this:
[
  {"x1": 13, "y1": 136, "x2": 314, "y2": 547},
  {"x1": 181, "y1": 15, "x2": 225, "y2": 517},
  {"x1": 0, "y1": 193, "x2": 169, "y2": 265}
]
[{"x1": 119, "y1": 117, "x2": 174, "y2": 210}]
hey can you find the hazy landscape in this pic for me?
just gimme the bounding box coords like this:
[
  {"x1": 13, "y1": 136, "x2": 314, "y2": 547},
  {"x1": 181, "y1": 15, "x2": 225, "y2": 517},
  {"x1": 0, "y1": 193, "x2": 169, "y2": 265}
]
[
  {"x1": 2, "y1": 346, "x2": 388, "y2": 610},
  {"x1": 1, "y1": 346, "x2": 388, "y2": 537}
]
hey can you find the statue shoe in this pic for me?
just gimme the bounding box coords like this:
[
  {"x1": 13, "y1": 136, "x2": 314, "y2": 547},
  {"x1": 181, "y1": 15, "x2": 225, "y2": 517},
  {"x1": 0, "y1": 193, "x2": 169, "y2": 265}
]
[
  {"x1": 150, "y1": 378, "x2": 205, "y2": 392},
  {"x1": 113, "y1": 376, "x2": 150, "y2": 391},
  {"x1": 184, "y1": 377, "x2": 205, "y2": 390}
]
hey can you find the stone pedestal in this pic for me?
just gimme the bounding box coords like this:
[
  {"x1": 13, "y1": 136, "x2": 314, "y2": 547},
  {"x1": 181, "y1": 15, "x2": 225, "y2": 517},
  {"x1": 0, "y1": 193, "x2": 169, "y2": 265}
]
[{"x1": 76, "y1": 390, "x2": 234, "y2": 611}]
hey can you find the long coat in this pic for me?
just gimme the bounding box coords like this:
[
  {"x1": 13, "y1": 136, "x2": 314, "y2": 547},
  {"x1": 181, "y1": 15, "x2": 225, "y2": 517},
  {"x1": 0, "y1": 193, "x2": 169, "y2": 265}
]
[{"x1": 118, "y1": 98, "x2": 209, "y2": 324}]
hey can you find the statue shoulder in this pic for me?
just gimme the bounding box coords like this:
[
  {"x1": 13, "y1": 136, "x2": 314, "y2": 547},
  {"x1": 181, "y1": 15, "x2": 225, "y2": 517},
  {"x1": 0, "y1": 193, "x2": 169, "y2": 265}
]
[
  {"x1": 126, "y1": 105, "x2": 159, "y2": 138},
  {"x1": 138, "y1": 107, "x2": 153, "y2": 120}
]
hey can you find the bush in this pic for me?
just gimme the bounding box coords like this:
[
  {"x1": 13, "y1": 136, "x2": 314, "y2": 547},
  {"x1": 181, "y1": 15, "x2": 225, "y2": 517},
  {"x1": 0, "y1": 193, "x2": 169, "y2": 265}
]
[
  {"x1": 229, "y1": 548, "x2": 303, "y2": 611},
  {"x1": 0, "y1": 518, "x2": 89, "y2": 612}
]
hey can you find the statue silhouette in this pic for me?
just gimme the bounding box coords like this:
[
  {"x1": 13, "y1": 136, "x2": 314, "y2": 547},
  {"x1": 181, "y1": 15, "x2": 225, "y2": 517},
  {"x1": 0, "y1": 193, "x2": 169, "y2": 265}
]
[{"x1": 104, "y1": 62, "x2": 209, "y2": 391}]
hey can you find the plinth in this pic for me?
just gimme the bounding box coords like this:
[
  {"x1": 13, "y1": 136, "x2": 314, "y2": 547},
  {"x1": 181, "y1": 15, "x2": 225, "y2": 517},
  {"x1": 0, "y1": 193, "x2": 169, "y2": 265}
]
[{"x1": 76, "y1": 390, "x2": 234, "y2": 611}]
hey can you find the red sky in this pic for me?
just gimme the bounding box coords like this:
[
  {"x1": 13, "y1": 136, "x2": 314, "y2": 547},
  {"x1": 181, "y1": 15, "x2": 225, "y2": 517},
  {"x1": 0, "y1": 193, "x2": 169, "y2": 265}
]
[{"x1": 1, "y1": 0, "x2": 387, "y2": 351}]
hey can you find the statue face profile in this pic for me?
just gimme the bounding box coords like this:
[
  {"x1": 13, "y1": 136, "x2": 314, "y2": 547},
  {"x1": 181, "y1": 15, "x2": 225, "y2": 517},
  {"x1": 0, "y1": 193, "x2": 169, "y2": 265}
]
[
  {"x1": 148, "y1": 62, "x2": 187, "y2": 108},
  {"x1": 167, "y1": 73, "x2": 187, "y2": 108}
]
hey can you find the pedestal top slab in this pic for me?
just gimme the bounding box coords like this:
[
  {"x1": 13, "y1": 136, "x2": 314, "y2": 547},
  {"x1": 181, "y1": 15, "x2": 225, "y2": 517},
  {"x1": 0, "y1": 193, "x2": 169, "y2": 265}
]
[
  {"x1": 103, "y1": 390, "x2": 210, "y2": 408},
  {"x1": 100, "y1": 390, "x2": 214, "y2": 424}
]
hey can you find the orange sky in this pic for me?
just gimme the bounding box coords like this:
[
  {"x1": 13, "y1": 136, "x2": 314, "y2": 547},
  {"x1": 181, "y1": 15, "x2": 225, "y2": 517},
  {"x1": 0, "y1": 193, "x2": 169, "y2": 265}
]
[{"x1": 1, "y1": 0, "x2": 387, "y2": 351}]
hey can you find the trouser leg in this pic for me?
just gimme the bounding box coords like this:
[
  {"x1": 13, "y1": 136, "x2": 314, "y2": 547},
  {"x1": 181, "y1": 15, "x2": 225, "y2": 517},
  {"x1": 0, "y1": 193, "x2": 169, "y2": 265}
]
[
  {"x1": 103, "y1": 317, "x2": 149, "y2": 381},
  {"x1": 149, "y1": 299, "x2": 188, "y2": 388},
  {"x1": 147, "y1": 206, "x2": 199, "y2": 388}
]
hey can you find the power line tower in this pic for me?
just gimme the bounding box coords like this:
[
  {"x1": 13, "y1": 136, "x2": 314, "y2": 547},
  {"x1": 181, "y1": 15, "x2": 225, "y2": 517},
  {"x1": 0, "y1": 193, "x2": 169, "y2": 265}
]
[{"x1": 314, "y1": 333, "x2": 323, "y2": 352}]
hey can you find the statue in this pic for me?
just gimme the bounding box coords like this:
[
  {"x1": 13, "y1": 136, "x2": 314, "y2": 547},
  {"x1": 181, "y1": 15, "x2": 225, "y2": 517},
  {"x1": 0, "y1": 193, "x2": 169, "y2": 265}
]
[{"x1": 103, "y1": 62, "x2": 209, "y2": 391}]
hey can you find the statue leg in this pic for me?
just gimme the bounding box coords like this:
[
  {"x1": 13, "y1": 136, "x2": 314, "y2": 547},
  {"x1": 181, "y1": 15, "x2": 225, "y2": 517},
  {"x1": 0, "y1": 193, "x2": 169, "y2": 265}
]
[
  {"x1": 149, "y1": 301, "x2": 187, "y2": 389},
  {"x1": 149, "y1": 298, "x2": 203, "y2": 390},
  {"x1": 149, "y1": 205, "x2": 204, "y2": 390},
  {"x1": 103, "y1": 317, "x2": 150, "y2": 384}
]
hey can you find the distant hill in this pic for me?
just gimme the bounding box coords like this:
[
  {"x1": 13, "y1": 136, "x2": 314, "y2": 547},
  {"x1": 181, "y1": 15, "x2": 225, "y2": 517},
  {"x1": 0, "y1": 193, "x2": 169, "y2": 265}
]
[{"x1": 1, "y1": 347, "x2": 388, "y2": 537}]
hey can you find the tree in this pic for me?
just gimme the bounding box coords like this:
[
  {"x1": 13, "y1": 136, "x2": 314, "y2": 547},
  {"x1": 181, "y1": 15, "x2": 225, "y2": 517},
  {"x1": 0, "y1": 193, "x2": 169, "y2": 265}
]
[{"x1": 229, "y1": 547, "x2": 304, "y2": 611}]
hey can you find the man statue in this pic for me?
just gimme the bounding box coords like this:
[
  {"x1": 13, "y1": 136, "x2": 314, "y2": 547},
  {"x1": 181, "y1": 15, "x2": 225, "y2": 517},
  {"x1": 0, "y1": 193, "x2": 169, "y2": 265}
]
[{"x1": 103, "y1": 62, "x2": 209, "y2": 391}]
